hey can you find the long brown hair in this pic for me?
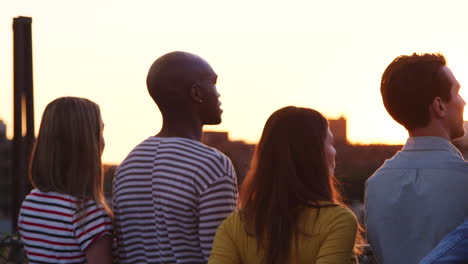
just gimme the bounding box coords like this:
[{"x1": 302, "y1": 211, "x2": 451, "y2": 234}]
[
  {"x1": 240, "y1": 106, "x2": 357, "y2": 264},
  {"x1": 29, "y1": 97, "x2": 110, "y2": 216}
]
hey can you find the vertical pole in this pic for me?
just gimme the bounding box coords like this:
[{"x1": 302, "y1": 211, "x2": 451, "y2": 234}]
[
  {"x1": 12, "y1": 16, "x2": 34, "y2": 231},
  {"x1": 23, "y1": 18, "x2": 35, "y2": 174}
]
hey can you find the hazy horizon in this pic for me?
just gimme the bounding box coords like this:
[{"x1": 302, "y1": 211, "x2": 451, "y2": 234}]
[{"x1": 2, "y1": 0, "x2": 468, "y2": 164}]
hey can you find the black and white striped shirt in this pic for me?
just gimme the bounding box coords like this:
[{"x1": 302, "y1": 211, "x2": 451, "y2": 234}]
[{"x1": 113, "y1": 137, "x2": 238, "y2": 263}]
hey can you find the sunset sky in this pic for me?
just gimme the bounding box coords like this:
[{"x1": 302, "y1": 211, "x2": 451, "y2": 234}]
[{"x1": 2, "y1": 0, "x2": 468, "y2": 164}]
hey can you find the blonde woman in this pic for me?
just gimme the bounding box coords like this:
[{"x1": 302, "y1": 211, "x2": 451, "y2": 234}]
[{"x1": 18, "y1": 97, "x2": 113, "y2": 264}]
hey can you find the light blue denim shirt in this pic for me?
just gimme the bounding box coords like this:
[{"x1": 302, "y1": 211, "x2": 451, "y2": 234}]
[
  {"x1": 420, "y1": 217, "x2": 468, "y2": 264},
  {"x1": 365, "y1": 137, "x2": 468, "y2": 264}
]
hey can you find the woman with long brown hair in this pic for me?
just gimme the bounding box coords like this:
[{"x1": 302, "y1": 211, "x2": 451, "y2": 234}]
[
  {"x1": 209, "y1": 106, "x2": 361, "y2": 264},
  {"x1": 18, "y1": 97, "x2": 113, "y2": 264}
]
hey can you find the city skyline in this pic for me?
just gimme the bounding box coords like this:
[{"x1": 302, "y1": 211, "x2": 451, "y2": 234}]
[{"x1": 2, "y1": 0, "x2": 468, "y2": 164}]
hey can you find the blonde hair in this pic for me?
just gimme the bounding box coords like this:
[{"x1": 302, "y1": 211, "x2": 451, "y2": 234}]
[{"x1": 29, "y1": 97, "x2": 111, "y2": 216}]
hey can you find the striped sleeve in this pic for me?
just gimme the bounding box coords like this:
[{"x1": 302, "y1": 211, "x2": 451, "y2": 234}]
[
  {"x1": 72, "y1": 202, "x2": 113, "y2": 252},
  {"x1": 199, "y1": 173, "x2": 238, "y2": 261}
]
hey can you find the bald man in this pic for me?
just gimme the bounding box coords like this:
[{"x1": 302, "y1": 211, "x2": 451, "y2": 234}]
[{"x1": 113, "y1": 52, "x2": 238, "y2": 264}]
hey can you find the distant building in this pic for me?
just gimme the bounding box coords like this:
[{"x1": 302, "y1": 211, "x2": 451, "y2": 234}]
[
  {"x1": 202, "y1": 117, "x2": 348, "y2": 187},
  {"x1": 329, "y1": 116, "x2": 347, "y2": 146},
  {"x1": 202, "y1": 132, "x2": 229, "y2": 147},
  {"x1": 0, "y1": 120, "x2": 12, "y2": 218},
  {"x1": 335, "y1": 143, "x2": 402, "y2": 203},
  {"x1": 103, "y1": 164, "x2": 117, "y2": 204},
  {"x1": 202, "y1": 118, "x2": 404, "y2": 204},
  {"x1": 452, "y1": 121, "x2": 468, "y2": 158},
  {"x1": 202, "y1": 131, "x2": 255, "y2": 187}
]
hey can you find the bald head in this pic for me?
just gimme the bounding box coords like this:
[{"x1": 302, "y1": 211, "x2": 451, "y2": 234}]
[
  {"x1": 147, "y1": 51, "x2": 215, "y2": 111},
  {"x1": 146, "y1": 51, "x2": 222, "y2": 125}
]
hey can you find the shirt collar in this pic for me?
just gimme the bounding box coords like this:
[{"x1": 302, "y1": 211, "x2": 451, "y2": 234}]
[{"x1": 402, "y1": 136, "x2": 463, "y2": 158}]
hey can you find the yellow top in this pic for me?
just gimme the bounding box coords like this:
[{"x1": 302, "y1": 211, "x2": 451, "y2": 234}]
[{"x1": 209, "y1": 204, "x2": 357, "y2": 264}]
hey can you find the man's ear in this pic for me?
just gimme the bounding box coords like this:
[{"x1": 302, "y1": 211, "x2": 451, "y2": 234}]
[
  {"x1": 430, "y1": 96, "x2": 447, "y2": 118},
  {"x1": 189, "y1": 83, "x2": 204, "y2": 103}
]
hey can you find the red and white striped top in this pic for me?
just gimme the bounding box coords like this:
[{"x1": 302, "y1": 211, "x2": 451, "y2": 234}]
[{"x1": 18, "y1": 189, "x2": 113, "y2": 264}]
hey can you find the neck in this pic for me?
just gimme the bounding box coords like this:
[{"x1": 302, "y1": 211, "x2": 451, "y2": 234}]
[
  {"x1": 156, "y1": 115, "x2": 203, "y2": 141},
  {"x1": 408, "y1": 121, "x2": 450, "y2": 141}
]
